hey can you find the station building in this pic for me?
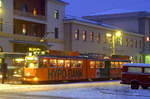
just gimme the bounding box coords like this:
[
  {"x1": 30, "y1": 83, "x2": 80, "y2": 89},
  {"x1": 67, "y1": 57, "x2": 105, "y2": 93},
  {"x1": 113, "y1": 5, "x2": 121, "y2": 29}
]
[{"x1": 0, "y1": 0, "x2": 149, "y2": 63}]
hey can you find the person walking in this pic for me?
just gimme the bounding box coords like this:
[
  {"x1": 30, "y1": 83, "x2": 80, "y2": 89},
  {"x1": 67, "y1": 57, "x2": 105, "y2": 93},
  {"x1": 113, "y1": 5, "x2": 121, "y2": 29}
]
[{"x1": 1, "y1": 63, "x2": 7, "y2": 84}]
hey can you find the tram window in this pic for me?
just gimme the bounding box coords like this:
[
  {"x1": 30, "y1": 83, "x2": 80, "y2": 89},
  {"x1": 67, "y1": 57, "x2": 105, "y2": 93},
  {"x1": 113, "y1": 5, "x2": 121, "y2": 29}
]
[
  {"x1": 96, "y1": 61, "x2": 104, "y2": 68},
  {"x1": 71, "y1": 60, "x2": 82, "y2": 68},
  {"x1": 90, "y1": 61, "x2": 95, "y2": 68},
  {"x1": 49, "y1": 59, "x2": 57, "y2": 67},
  {"x1": 43, "y1": 58, "x2": 49, "y2": 67},
  {"x1": 26, "y1": 60, "x2": 38, "y2": 68},
  {"x1": 119, "y1": 62, "x2": 123, "y2": 68},
  {"x1": 65, "y1": 60, "x2": 70, "y2": 68},
  {"x1": 144, "y1": 68, "x2": 150, "y2": 73},
  {"x1": 77, "y1": 60, "x2": 83, "y2": 68},
  {"x1": 111, "y1": 62, "x2": 120, "y2": 68},
  {"x1": 57, "y1": 59, "x2": 64, "y2": 68},
  {"x1": 128, "y1": 67, "x2": 142, "y2": 73},
  {"x1": 111, "y1": 62, "x2": 115, "y2": 68}
]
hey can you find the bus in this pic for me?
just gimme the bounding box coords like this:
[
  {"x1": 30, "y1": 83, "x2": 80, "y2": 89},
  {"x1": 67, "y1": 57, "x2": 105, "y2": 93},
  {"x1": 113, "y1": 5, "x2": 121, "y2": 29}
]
[
  {"x1": 121, "y1": 63, "x2": 150, "y2": 89},
  {"x1": 22, "y1": 54, "x2": 130, "y2": 83}
]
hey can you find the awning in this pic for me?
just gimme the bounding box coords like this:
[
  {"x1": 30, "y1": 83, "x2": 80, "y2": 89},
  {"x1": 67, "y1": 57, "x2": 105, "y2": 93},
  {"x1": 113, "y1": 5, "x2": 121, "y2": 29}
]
[
  {"x1": 10, "y1": 40, "x2": 52, "y2": 47},
  {"x1": 0, "y1": 52, "x2": 26, "y2": 58}
]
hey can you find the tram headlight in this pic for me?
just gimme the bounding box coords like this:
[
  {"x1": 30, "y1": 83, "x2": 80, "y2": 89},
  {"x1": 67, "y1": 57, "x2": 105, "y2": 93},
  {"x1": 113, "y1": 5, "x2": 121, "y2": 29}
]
[
  {"x1": 0, "y1": 74, "x2": 2, "y2": 78},
  {"x1": 33, "y1": 77, "x2": 38, "y2": 81}
]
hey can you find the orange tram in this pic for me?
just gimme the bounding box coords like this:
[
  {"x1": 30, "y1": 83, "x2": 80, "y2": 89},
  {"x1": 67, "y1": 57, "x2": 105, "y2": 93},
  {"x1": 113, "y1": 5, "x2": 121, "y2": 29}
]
[{"x1": 23, "y1": 54, "x2": 130, "y2": 83}]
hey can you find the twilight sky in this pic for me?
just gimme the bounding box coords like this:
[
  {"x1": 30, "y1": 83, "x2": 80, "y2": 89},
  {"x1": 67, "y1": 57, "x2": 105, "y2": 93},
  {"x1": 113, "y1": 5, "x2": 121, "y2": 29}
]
[{"x1": 63, "y1": 0, "x2": 150, "y2": 17}]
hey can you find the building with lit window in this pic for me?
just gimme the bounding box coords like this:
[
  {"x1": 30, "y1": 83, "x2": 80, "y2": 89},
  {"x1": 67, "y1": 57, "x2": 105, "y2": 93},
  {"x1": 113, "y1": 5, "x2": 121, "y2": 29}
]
[
  {"x1": 83, "y1": 11, "x2": 150, "y2": 63},
  {"x1": 64, "y1": 17, "x2": 144, "y2": 63},
  {"x1": 0, "y1": 0, "x2": 67, "y2": 54},
  {"x1": 0, "y1": 0, "x2": 149, "y2": 63}
]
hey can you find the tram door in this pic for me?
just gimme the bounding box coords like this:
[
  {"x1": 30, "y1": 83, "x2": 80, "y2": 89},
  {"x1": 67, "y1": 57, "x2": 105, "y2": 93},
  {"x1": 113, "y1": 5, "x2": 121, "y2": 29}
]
[{"x1": 99, "y1": 60, "x2": 110, "y2": 78}]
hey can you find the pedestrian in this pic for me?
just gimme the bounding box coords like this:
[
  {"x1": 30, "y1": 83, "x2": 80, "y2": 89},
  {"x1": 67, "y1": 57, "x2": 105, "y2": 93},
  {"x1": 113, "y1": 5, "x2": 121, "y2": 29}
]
[{"x1": 1, "y1": 63, "x2": 7, "y2": 84}]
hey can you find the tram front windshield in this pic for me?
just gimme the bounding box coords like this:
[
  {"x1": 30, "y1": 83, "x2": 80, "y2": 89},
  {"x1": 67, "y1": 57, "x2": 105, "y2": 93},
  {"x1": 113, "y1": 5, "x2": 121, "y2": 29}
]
[{"x1": 25, "y1": 56, "x2": 39, "y2": 68}]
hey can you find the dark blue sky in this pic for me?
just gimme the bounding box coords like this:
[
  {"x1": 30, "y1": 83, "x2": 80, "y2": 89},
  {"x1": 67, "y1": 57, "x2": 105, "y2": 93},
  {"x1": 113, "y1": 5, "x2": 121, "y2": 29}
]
[{"x1": 63, "y1": 0, "x2": 150, "y2": 17}]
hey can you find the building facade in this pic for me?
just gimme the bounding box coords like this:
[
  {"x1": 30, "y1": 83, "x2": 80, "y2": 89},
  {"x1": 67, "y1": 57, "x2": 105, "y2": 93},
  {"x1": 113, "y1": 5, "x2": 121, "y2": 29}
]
[
  {"x1": 0, "y1": 0, "x2": 148, "y2": 63},
  {"x1": 84, "y1": 11, "x2": 150, "y2": 63},
  {"x1": 64, "y1": 18, "x2": 144, "y2": 63},
  {"x1": 1, "y1": 0, "x2": 67, "y2": 54}
]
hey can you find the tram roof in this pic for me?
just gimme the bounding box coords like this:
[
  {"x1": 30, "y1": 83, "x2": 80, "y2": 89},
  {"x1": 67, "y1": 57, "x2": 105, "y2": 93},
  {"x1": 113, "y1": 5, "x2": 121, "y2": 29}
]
[
  {"x1": 38, "y1": 55, "x2": 130, "y2": 61},
  {"x1": 123, "y1": 63, "x2": 150, "y2": 67}
]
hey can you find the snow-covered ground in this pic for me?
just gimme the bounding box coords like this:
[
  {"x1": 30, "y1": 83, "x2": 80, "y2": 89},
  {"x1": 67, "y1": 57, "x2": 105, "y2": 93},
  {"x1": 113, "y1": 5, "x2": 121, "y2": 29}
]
[{"x1": 25, "y1": 81, "x2": 150, "y2": 99}]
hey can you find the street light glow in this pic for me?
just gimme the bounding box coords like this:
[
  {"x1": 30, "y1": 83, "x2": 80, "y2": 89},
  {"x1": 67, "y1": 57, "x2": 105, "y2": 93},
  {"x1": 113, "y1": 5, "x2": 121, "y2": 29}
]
[
  {"x1": 115, "y1": 31, "x2": 122, "y2": 37},
  {"x1": 0, "y1": 0, "x2": 2, "y2": 8},
  {"x1": 106, "y1": 33, "x2": 112, "y2": 37}
]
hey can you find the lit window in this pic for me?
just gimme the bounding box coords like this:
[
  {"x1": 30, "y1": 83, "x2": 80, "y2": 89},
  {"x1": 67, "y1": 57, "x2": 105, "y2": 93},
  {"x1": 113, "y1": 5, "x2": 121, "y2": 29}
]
[
  {"x1": 96, "y1": 33, "x2": 101, "y2": 43},
  {"x1": 90, "y1": 32, "x2": 94, "y2": 41},
  {"x1": 57, "y1": 59, "x2": 64, "y2": 67},
  {"x1": 54, "y1": 10, "x2": 59, "y2": 19},
  {"x1": 75, "y1": 29, "x2": 79, "y2": 40},
  {"x1": 90, "y1": 61, "x2": 95, "y2": 68},
  {"x1": 82, "y1": 31, "x2": 87, "y2": 41},
  {"x1": 22, "y1": 24, "x2": 26, "y2": 35},
  {"x1": 33, "y1": 8, "x2": 38, "y2": 16},
  {"x1": 54, "y1": 28, "x2": 59, "y2": 39}
]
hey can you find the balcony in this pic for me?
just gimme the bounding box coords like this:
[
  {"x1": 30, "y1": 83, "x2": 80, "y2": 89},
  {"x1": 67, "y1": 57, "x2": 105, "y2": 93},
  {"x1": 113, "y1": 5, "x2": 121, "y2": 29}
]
[{"x1": 14, "y1": 10, "x2": 47, "y2": 22}]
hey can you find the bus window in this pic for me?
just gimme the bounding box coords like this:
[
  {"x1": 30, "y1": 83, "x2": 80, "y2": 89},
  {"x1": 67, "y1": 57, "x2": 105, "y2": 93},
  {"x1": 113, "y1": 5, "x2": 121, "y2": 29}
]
[
  {"x1": 96, "y1": 61, "x2": 104, "y2": 68},
  {"x1": 128, "y1": 67, "x2": 142, "y2": 73},
  {"x1": 65, "y1": 60, "x2": 70, "y2": 68},
  {"x1": 71, "y1": 60, "x2": 82, "y2": 68},
  {"x1": 49, "y1": 59, "x2": 57, "y2": 68},
  {"x1": 57, "y1": 59, "x2": 64, "y2": 68},
  {"x1": 144, "y1": 68, "x2": 150, "y2": 73},
  {"x1": 90, "y1": 61, "x2": 95, "y2": 68}
]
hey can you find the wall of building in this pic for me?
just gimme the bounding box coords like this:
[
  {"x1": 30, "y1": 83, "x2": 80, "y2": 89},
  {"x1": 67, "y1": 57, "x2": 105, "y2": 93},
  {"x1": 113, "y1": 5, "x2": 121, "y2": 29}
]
[
  {"x1": 100, "y1": 18, "x2": 140, "y2": 34},
  {"x1": 3, "y1": 0, "x2": 14, "y2": 34},
  {"x1": 64, "y1": 20, "x2": 144, "y2": 62},
  {"x1": 46, "y1": 0, "x2": 66, "y2": 50}
]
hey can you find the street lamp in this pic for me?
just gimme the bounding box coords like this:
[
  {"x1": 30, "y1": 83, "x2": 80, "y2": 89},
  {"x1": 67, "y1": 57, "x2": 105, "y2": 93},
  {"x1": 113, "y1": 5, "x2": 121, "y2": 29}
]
[{"x1": 106, "y1": 30, "x2": 123, "y2": 55}]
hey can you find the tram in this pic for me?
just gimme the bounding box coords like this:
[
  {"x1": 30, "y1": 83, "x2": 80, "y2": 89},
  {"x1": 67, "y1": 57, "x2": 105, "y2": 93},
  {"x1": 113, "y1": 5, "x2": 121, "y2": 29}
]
[{"x1": 22, "y1": 53, "x2": 130, "y2": 83}]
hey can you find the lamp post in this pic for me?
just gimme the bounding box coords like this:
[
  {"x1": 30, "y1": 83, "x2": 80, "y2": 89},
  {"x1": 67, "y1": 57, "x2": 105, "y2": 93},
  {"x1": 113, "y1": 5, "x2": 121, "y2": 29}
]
[{"x1": 106, "y1": 30, "x2": 123, "y2": 55}]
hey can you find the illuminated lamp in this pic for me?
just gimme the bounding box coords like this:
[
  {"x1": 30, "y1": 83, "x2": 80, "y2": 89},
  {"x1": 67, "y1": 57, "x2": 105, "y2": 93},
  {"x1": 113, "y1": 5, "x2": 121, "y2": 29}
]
[
  {"x1": 33, "y1": 77, "x2": 38, "y2": 81},
  {"x1": 146, "y1": 36, "x2": 150, "y2": 42}
]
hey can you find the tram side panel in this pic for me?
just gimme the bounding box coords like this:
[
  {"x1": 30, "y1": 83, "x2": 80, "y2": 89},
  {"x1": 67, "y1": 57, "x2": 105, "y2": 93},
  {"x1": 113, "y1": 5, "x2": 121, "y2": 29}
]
[
  {"x1": 99, "y1": 60, "x2": 110, "y2": 79},
  {"x1": 87, "y1": 60, "x2": 97, "y2": 79}
]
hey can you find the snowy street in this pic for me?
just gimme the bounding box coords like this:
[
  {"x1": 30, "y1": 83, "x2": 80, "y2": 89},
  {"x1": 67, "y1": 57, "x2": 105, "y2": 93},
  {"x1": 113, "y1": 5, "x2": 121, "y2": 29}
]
[{"x1": 0, "y1": 81, "x2": 150, "y2": 99}]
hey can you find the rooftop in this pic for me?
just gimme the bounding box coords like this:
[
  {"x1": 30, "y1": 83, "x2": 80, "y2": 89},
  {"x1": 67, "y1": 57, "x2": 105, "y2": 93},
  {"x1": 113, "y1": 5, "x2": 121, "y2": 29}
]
[
  {"x1": 64, "y1": 15, "x2": 120, "y2": 30},
  {"x1": 84, "y1": 10, "x2": 150, "y2": 20}
]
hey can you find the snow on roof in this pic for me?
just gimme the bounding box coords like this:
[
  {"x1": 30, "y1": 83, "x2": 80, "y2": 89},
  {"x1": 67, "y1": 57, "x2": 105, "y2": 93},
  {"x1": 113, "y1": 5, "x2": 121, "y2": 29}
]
[
  {"x1": 65, "y1": 15, "x2": 120, "y2": 29},
  {"x1": 123, "y1": 63, "x2": 150, "y2": 67},
  {"x1": 90, "y1": 9, "x2": 147, "y2": 16}
]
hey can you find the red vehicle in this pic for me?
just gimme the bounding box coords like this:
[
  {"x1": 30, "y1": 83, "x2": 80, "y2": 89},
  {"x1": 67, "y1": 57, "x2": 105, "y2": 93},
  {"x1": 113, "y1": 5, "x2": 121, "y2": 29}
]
[{"x1": 121, "y1": 63, "x2": 150, "y2": 89}]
